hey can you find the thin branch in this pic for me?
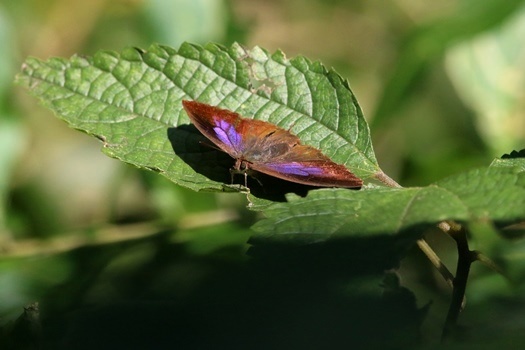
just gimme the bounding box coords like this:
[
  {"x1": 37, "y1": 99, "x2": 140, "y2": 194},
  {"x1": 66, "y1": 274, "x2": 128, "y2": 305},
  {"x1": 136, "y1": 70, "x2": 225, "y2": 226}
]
[
  {"x1": 442, "y1": 226, "x2": 474, "y2": 341},
  {"x1": 0, "y1": 209, "x2": 240, "y2": 258},
  {"x1": 473, "y1": 250, "x2": 508, "y2": 278},
  {"x1": 416, "y1": 239, "x2": 454, "y2": 288}
]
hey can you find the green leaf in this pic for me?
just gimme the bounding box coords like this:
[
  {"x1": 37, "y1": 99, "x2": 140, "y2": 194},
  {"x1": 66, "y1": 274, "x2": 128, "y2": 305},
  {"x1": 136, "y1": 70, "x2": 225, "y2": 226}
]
[
  {"x1": 372, "y1": 0, "x2": 525, "y2": 126},
  {"x1": 491, "y1": 149, "x2": 525, "y2": 171},
  {"x1": 446, "y1": 7, "x2": 525, "y2": 153},
  {"x1": 16, "y1": 42, "x2": 378, "y2": 196},
  {"x1": 253, "y1": 166, "x2": 525, "y2": 241}
]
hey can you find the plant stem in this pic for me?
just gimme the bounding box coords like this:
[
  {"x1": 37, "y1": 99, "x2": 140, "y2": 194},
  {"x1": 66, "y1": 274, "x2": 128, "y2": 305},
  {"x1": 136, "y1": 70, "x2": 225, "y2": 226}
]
[
  {"x1": 375, "y1": 170, "x2": 474, "y2": 339},
  {"x1": 375, "y1": 170, "x2": 459, "y2": 285},
  {"x1": 374, "y1": 170, "x2": 402, "y2": 188},
  {"x1": 375, "y1": 171, "x2": 457, "y2": 288},
  {"x1": 442, "y1": 226, "x2": 474, "y2": 341},
  {"x1": 374, "y1": 169, "x2": 474, "y2": 339},
  {"x1": 416, "y1": 239, "x2": 454, "y2": 288}
]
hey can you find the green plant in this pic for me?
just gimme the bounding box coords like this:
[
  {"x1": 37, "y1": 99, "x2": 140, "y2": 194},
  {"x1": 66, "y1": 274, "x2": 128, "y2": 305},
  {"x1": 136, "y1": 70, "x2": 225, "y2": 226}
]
[{"x1": 12, "y1": 41, "x2": 525, "y2": 348}]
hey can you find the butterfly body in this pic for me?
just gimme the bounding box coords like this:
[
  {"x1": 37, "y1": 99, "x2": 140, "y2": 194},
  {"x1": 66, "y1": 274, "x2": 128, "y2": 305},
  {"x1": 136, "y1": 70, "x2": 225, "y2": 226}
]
[{"x1": 182, "y1": 100, "x2": 362, "y2": 188}]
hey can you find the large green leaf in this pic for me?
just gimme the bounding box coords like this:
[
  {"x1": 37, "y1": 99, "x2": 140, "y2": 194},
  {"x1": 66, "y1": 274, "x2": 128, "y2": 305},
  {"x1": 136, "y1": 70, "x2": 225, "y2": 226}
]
[
  {"x1": 16, "y1": 42, "x2": 378, "y2": 197},
  {"x1": 253, "y1": 166, "x2": 525, "y2": 241}
]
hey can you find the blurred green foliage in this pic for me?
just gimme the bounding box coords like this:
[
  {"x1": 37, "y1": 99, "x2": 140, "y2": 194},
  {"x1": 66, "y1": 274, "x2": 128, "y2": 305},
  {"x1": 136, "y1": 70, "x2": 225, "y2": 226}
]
[{"x1": 1, "y1": 0, "x2": 525, "y2": 348}]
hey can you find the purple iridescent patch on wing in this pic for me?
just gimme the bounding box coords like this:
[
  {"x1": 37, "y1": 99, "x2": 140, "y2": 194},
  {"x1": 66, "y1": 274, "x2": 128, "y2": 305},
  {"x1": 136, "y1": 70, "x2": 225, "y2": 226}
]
[
  {"x1": 213, "y1": 117, "x2": 242, "y2": 150},
  {"x1": 266, "y1": 162, "x2": 326, "y2": 176}
]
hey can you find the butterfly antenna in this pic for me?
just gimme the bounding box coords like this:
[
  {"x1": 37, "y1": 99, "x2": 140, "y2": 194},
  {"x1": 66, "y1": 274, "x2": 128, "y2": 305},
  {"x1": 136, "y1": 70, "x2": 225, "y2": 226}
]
[{"x1": 198, "y1": 140, "x2": 222, "y2": 151}]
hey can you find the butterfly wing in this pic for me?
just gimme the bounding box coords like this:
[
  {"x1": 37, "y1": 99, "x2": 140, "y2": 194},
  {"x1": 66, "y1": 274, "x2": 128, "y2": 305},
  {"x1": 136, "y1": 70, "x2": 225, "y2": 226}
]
[
  {"x1": 249, "y1": 143, "x2": 363, "y2": 188},
  {"x1": 182, "y1": 100, "x2": 244, "y2": 156},
  {"x1": 234, "y1": 112, "x2": 362, "y2": 188}
]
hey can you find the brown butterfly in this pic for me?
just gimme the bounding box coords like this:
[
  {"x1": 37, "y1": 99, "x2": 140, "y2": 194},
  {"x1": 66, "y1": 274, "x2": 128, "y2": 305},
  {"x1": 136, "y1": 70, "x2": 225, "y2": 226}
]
[{"x1": 182, "y1": 100, "x2": 362, "y2": 188}]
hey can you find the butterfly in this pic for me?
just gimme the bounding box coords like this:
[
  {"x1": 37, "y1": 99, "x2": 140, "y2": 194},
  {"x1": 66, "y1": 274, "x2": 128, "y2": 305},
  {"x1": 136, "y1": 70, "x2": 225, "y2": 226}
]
[{"x1": 182, "y1": 100, "x2": 362, "y2": 189}]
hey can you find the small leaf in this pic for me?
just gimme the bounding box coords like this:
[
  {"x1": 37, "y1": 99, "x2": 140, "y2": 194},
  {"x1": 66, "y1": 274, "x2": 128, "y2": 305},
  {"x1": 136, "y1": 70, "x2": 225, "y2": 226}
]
[
  {"x1": 16, "y1": 42, "x2": 378, "y2": 196},
  {"x1": 491, "y1": 149, "x2": 525, "y2": 171}
]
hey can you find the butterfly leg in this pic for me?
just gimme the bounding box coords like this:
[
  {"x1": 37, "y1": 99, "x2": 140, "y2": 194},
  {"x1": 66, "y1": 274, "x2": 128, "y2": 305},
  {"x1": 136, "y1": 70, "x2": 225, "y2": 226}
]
[
  {"x1": 229, "y1": 167, "x2": 236, "y2": 185},
  {"x1": 228, "y1": 168, "x2": 253, "y2": 206},
  {"x1": 228, "y1": 168, "x2": 247, "y2": 190}
]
